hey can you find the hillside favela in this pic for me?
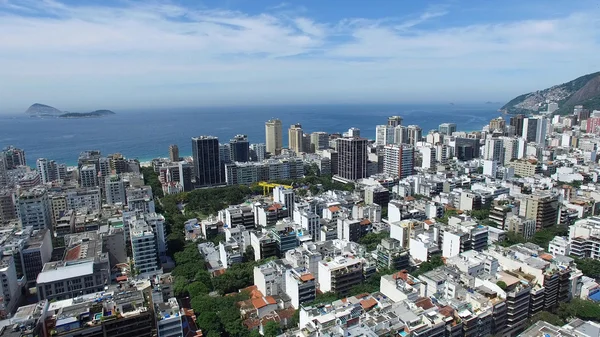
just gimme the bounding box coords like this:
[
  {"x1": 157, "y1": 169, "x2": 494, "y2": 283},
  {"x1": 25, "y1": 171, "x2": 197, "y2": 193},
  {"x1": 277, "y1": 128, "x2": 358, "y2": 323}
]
[{"x1": 3, "y1": 1, "x2": 600, "y2": 337}]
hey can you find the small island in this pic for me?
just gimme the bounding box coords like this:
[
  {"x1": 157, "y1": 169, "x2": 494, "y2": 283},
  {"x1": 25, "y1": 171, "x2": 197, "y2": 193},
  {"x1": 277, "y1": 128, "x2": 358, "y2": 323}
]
[{"x1": 25, "y1": 103, "x2": 116, "y2": 118}]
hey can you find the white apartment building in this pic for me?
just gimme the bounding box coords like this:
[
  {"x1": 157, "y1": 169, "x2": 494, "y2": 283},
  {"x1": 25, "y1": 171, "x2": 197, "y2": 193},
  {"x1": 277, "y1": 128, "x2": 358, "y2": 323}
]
[
  {"x1": 382, "y1": 144, "x2": 415, "y2": 178},
  {"x1": 318, "y1": 255, "x2": 363, "y2": 294},
  {"x1": 105, "y1": 174, "x2": 126, "y2": 205},
  {"x1": 16, "y1": 187, "x2": 52, "y2": 230},
  {"x1": 156, "y1": 298, "x2": 184, "y2": 337},
  {"x1": 0, "y1": 255, "x2": 20, "y2": 317},
  {"x1": 79, "y1": 164, "x2": 98, "y2": 188},
  {"x1": 130, "y1": 219, "x2": 160, "y2": 275},
  {"x1": 285, "y1": 268, "x2": 316, "y2": 308},
  {"x1": 66, "y1": 189, "x2": 101, "y2": 212},
  {"x1": 569, "y1": 217, "x2": 600, "y2": 259},
  {"x1": 548, "y1": 236, "x2": 571, "y2": 256},
  {"x1": 126, "y1": 186, "x2": 155, "y2": 213}
]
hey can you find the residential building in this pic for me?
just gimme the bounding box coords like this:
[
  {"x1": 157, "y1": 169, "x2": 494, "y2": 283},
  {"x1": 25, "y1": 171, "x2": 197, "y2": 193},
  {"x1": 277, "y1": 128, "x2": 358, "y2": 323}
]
[
  {"x1": 79, "y1": 164, "x2": 98, "y2": 188},
  {"x1": 168, "y1": 144, "x2": 179, "y2": 162},
  {"x1": 16, "y1": 187, "x2": 52, "y2": 231},
  {"x1": 191, "y1": 136, "x2": 222, "y2": 187},
  {"x1": 439, "y1": 123, "x2": 457, "y2": 136},
  {"x1": 265, "y1": 119, "x2": 283, "y2": 155},
  {"x1": 285, "y1": 268, "x2": 316, "y2": 308},
  {"x1": 126, "y1": 186, "x2": 155, "y2": 213},
  {"x1": 105, "y1": 174, "x2": 126, "y2": 205},
  {"x1": 43, "y1": 287, "x2": 154, "y2": 337},
  {"x1": 382, "y1": 144, "x2": 415, "y2": 178},
  {"x1": 250, "y1": 143, "x2": 267, "y2": 162},
  {"x1": 230, "y1": 134, "x2": 249, "y2": 162},
  {"x1": 156, "y1": 298, "x2": 184, "y2": 337},
  {"x1": 317, "y1": 254, "x2": 363, "y2": 294},
  {"x1": 506, "y1": 159, "x2": 542, "y2": 177},
  {"x1": 130, "y1": 219, "x2": 160, "y2": 275},
  {"x1": 288, "y1": 123, "x2": 304, "y2": 154},
  {"x1": 524, "y1": 192, "x2": 559, "y2": 230},
  {"x1": 0, "y1": 189, "x2": 17, "y2": 223},
  {"x1": 336, "y1": 137, "x2": 368, "y2": 181},
  {"x1": 310, "y1": 132, "x2": 329, "y2": 152}
]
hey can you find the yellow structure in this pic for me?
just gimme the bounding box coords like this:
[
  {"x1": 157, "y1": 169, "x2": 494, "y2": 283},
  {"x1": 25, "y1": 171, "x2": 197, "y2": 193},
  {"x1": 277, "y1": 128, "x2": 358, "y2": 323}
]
[{"x1": 257, "y1": 182, "x2": 293, "y2": 196}]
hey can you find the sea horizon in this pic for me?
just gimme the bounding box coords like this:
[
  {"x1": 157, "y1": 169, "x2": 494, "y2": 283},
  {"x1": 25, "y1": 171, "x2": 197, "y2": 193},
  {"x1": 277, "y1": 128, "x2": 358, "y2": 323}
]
[{"x1": 0, "y1": 103, "x2": 503, "y2": 166}]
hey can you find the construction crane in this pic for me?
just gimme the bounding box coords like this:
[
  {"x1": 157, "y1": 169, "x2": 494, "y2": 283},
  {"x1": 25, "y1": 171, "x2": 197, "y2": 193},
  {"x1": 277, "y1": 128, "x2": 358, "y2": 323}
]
[{"x1": 257, "y1": 182, "x2": 293, "y2": 196}]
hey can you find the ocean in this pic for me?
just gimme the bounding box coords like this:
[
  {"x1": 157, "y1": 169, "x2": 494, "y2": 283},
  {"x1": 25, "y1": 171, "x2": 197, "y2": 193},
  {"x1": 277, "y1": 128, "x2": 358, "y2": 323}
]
[{"x1": 0, "y1": 104, "x2": 501, "y2": 166}]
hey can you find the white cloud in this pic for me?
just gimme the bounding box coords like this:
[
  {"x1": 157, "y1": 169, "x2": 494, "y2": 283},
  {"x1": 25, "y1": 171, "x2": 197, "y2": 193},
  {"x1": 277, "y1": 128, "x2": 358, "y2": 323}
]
[{"x1": 0, "y1": 1, "x2": 599, "y2": 112}]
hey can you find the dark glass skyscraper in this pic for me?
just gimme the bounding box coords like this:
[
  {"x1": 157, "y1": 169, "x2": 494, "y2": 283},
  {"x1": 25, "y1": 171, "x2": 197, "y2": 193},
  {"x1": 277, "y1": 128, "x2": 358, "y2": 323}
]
[
  {"x1": 336, "y1": 137, "x2": 368, "y2": 180},
  {"x1": 230, "y1": 134, "x2": 249, "y2": 162},
  {"x1": 191, "y1": 136, "x2": 222, "y2": 187}
]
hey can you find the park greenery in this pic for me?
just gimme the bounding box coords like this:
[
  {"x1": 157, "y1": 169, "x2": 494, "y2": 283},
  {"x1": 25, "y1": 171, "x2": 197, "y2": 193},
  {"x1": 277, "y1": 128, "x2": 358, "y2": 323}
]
[
  {"x1": 359, "y1": 232, "x2": 390, "y2": 251},
  {"x1": 500, "y1": 226, "x2": 569, "y2": 250}
]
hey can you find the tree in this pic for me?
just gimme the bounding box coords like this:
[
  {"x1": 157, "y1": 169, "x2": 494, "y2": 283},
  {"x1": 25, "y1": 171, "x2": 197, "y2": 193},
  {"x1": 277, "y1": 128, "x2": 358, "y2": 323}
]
[
  {"x1": 571, "y1": 257, "x2": 600, "y2": 279},
  {"x1": 412, "y1": 255, "x2": 444, "y2": 277},
  {"x1": 436, "y1": 210, "x2": 458, "y2": 224},
  {"x1": 471, "y1": 209, "x2": 490, "y2": 221},
  {"x1": 558, "y1": 299, "x2": 600, "y2": 321},
  {"x1": 528, "y1": 311, "x2": 564, "y2": 326},
  {"x1": 196, "y1": 312, "x2": 223, "y2": 336},
  {"x1": 496, "y1": 281, "x2": 507, "y2": 290},
  {"x1": 359, "y1": 232, "x2": 390, "y2": 251},
  {"x1": 263, "y1": 321, "x2": 280, "y2": 337},
  {"x1": 141, "y1": 166, "x2": 164, "y2": 198}
]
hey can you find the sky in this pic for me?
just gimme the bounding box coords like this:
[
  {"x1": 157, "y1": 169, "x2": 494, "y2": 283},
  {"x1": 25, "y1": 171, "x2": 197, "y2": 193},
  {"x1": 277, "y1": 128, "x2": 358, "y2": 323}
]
[{"x1": 1, "y1": 0, "x2": 600, "y2": 113}]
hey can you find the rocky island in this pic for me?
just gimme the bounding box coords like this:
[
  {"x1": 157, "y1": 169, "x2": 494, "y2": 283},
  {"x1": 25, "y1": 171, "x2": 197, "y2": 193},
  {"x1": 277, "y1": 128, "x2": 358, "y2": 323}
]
[{"x1": 25, "y1": 103, "x2": 116, "y2": 118}]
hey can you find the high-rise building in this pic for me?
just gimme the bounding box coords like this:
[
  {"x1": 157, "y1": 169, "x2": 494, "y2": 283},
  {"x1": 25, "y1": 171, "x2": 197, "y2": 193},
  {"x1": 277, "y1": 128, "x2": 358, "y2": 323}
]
[
  {"x1": 79, "y1": 164, "x2": 98, "y2": 188},
  {"x1": 230, "y1": 134, "x2": 249, "y2": 162},
  {"x1": 336, "y1": 137, "x2": 368, "y2": 181},
  {"x1": 265, "y1": 119, "x2": 283, "y2": 156},
  {"x1": 535, "y1": 117, "x2": 548, "y2": 146},
  {"x1": 2, "y1": 146, "x2": 26, "y2": 169},
  {"x1": 343, "y1": 128, "x2": 361, "y2": 138},
  {"x1": 383, "y1": 144, "x2": 415, "y2": 178},
  {"x1": 483, "y1": 138, "x2": 505, "y2": 164},
  {"x1": 387, "y1": 116, "x2": 403, "y2": 127},
  {"x1": 105, "y1": 174, "x2": 126, "y2": 205},
  {"x1": 522, "y1": 118, "x2": 538, "y2": 142},
  {"x1": 0, "y1": 190, "x2": 16, "y2": 223},
  {"x1": 394, "y1": 126, "x2": 408, "y2": 145},
  {"x1": 524, "y1": 192, "x2": 559, "y2": 230},
  {"x1": 191, "y1": 136, "x2": 222, "y2": 187},
  {"x1": 36, "y1": 158, "x2": 60, "y2": 184},
  {"x1": 586, "y1": 117, "x2": 600, "y2": 134},
  {"x1": 168, "y1": 144, "x2": 179, "y2": 162},
  {"x1": 310, "y1": 132, "x2": 329, "y2": 152},
  {"x1": 288, "y1": 124, "x2": 304, "y2": 154},
  {"x1": 439, "y1": 123, "x2": 457, "y2": 136},
  {"x1": 250, "y1": 143, "x2": 267, "y2": 162},
  {"x1": 178, "y1": 161, "x2": 193, "y2": 192},
  {"x1": 489, "y1": 117, "x2": 506, "y2": 133},
  {"x1": 16, "y1": 187, "x2": 52, "y2": 231},
  {"x1": 375, "y1": 125, "x2": 395, "y2": 146},
  {"x1": 406, "y1": 125, "x2": 423, "y2": 145},
  {"x1": 510, "y1": 114, "x2": 525, "y2": 136},
  {"x1": 455, "y1": 137, "x2": 480, "y2": 160}
]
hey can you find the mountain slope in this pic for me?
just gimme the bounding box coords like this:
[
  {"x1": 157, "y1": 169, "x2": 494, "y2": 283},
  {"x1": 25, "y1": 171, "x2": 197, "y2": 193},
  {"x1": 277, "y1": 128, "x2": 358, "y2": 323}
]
[
  {"x1": 501, "y1": 71, "x2": 600, "y2": 115},
  {"x1": 25, "y1": 104, "x2": 116, "y2": 118},
  {"x1": 25, "y1": 103, "x2": 63, "y2": 116}
]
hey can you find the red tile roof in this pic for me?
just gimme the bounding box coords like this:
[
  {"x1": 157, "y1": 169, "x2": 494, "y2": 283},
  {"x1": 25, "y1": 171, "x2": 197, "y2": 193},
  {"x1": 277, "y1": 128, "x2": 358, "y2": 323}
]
[
  {"x1": 359, "y1": 298, "x2": 377, "y2": 311},
  {"x1": 415, "y1": 297, "x2": 435, "y2": 310},
  {"x1": 328, "y1": 206, "x2": 340, "y2": 212},
  {"x1": 300, "y1": 273, "x2": 315, "y2": 282},
  {"x1": 64, "y1": 244, "x2": 82, "y2": 261}
]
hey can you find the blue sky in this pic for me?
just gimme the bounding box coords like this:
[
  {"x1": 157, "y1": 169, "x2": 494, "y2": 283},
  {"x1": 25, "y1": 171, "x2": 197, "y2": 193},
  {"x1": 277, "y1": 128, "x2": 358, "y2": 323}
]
[{"x1": 1, "y1": 0, "x2": 599, "y2": 112}]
